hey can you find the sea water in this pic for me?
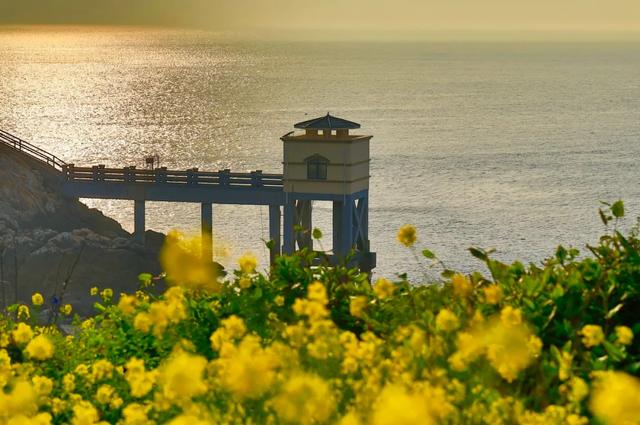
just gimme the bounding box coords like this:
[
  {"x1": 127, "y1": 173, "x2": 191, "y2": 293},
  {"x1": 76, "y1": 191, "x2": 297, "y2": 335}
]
[{"x1": 1, "y1": 26, "x2": 639, "y2": 280}]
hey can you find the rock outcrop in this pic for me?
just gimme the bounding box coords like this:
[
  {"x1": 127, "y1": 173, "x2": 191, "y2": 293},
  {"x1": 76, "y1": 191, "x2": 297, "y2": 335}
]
[{"x1": 0, "y1": 142, "x2": 164, "y2": 315}]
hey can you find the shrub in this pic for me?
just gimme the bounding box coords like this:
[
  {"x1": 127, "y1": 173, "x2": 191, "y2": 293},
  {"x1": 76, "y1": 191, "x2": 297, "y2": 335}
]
[{"x1": 0, "y1": 203, "x2": 638, "y2": 424}]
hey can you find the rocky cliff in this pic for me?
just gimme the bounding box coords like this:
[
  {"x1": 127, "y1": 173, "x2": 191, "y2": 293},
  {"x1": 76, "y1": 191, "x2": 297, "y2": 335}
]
[{"x1": 0, "y1": 142, "x2": 164, "y2": 315}]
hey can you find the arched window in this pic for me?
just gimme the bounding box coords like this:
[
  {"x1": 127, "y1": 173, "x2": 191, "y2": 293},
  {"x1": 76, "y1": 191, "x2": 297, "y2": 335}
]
[{"x1": 305, "y1": 154, "x2": 329, "y2": 180}]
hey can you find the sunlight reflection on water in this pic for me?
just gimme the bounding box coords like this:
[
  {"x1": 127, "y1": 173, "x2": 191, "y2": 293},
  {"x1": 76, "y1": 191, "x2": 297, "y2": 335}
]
[{"x1": 2, "y1": 26, "x2": 640, "y2": 279}]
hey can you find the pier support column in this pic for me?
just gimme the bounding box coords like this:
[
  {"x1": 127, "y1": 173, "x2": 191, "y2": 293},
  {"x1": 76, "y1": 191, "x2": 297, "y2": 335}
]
[
  {"x1": 333, "y1": 196, "x2": 354, "y2": 258},
  {"x1": 268, "y1": 205, "x2": 281, "y2": 265},
  {"x1": 295, "y1": 200, "x2": 313, "y2": 250},
  {"x1": 283, "y1": 199, "x2": 295, "y2": 255},
  {"x1": 134, "y1": 200, "x2": 146, "y2": 244},
  {"x1": 201, "y1": 203, "x2": 213, "y2": 261}
]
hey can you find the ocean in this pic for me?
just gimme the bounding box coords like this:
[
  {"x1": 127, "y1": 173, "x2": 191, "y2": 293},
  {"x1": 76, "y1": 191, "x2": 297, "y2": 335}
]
[{"x1": 1, "y1": 26, "x2": 639, "y2": 280}]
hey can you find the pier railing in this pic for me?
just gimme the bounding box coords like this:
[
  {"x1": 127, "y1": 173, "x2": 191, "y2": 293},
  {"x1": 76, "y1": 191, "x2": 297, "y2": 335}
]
[
  {"x1": 0, "y1": 130, "x2": 67, "y2": 171},
  {"x1": 64, "y1": 165, "x2": 284, "y2": 189}
]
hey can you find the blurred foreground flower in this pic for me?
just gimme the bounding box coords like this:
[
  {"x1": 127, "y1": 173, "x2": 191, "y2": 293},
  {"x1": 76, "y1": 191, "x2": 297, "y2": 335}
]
[
  {"x1": 374, "y1": 278, "x2": 395, "y2": 299},
  {"x1": 160, "y1": 230, "x2": 222, "y2": 293},
  {"x1": 25, "y1": 335, "x2": 54, "y2": 360},
  {"x1": 590, "y1": 371, "x2": 640, "y2": 425}
]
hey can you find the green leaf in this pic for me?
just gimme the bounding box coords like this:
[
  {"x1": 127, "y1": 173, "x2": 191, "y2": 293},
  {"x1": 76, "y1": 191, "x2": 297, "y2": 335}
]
[
  {"x1": 312, "y1": 228, "x2": 323, "y2": 240},
  {"x1": 599, "y1": 208, "x2": 610, "y2": 225},
  {"x1": 138, "y1": 273, "x2": 153, "y2": 284},
  {"x1": 605, "y1": 303, "x2": 624, "y2": 319},
  {"x1": 441, "y1": 269, "x2": 455, "y2": 279},
  {"x1": 603, "y1": 341, "x2": 625, "y2": 362},
  {"x1": 611, "y1": 200, "x2": 625, "y2": 218},
  {"x1": 550, "y1": 285, "x2": 564, "y2": 300},
  {"x1": 252, "y1": 287, "x2": 263, "y2": 300},
  {"x1": 422, "y1": 249, "x2": 436, "y2": 259},
  {"x1": 468, "y1": 247, "x2": 488, "y2": 262},
  {"x1": 555, "y1": 245, "x2": 567, "y2": 263}
]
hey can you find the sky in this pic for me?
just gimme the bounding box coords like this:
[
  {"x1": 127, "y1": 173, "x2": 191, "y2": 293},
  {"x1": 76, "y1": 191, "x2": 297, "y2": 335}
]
[{"x1": 0, "y1": 0, "x2": 638, "y2": 38}]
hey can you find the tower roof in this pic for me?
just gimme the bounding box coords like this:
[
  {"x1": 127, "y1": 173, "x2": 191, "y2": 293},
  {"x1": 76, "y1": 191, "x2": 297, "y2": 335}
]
[{"x1": 294, "y1": 114, "x2": 361, "y2": 130}]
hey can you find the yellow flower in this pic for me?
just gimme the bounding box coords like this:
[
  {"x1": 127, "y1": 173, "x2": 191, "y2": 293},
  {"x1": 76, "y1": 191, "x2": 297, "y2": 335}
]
[
  {"x1": 121, "y1": 403, "x2": 153, "y2": 425},
  {"x1": 96, "y1": 384, "x2": 114, "y2": 404},
  {"x1": 483, "y1": 285, "x2": 503, "y2": 305},
  {"x1": 17, "y1": 305, "x2": 30, "y2": 320},
  {"x1": 275, "y1": 295, "x2": 285, "y2": 306},
  {"x1": 223, "y1": 315, "x2": 247, "y2": 339},
  {"x1": 0, "y1": 380, "x2": 38, "y2": 419},
  {"x1": 397, "y1": 224, "x2": 417, "y2": 247},
  {"x1": 372, "y1": 384, "x2": 437, "y2": 425},
  {"x1": 25, "y1": 335, "x2": 54, "y2": 360},
  {"x1": 71, "y1": 400, "x2": 99, "y2": 425},
  {"x1": 101, "y1": 288, "x2": 114, "y2": 301},
  {"x1": 238, "y1": 252, "x2": 258, "y2": 274},
  {"x1": 125, "y1": 358, "x2": 156, "y2": 398},
  {"x1": 92, "y1": 359, "x2": 114, "y2": 381},
  {"x1": 590, "y1": 371, "x2": 640, "y2": 425},
  {"x1": 452, "y1": 274, "x2": 472, "y2": 298},
  {"x1": 270, "y1": 372, "x2": 335, "y2": 425},
  {"x1": 159, "y1": 351, "x2": 208, "y2": 401},
  {"x1": 568, "y1": 377, "x2": 589, "y2": 403},
  {"x1": 32, "y1": 375, "x2": 54, "y2": 396},
  {"x1": 60, "y1": 304, "x2": 72, "y2": 315},
  {"x1": 12, "y1": 323, "x2": 34, "y2": 345},
  {"x1": 81, "y1": 318, "x2": 95, "y2": 330},
  {"x1": 218, "y1": 335, "x2": 278, "y2": 399},
  {"x1": 484, "y1": 317, "x2": 539, "y2": 382},
  {"x1": 374, "y1": 278, "x2": 395, "y2": 299},
  {"x1": 90, "y1": 286, "x2": 98, "y2": 296},
  {"x1": 118, "y1": 294, "x2": 137, "y2": 315},
  {"x1": 339, "y1": 412, "x2": 362, "y2": 425},
  {"x1": 167, "y1": 415, "x2": 212, "y2": 425},
  {"x1": 580, "y1": 325, "x2": 604, "y2": 348},
  {"x1": 349, "y1": 296, "x2": 368, "y2": 318},
  {"x1": 31, "y1": 292, "x2": 44, "y2": 306},
  {"x1": 63, "y1": 373, "x2": 76, "y2": 392},
  {"x1": 435, "y1": 309, "x2": 459, "y2": 332},
  {"x1": 500, "y1": 306, "x2": 522, "y2": 326},
  {"x1": 558, "y1": 351, "x2": 573, "y2": 381},
  {"x1": 615, "y1": 326, "x2": 633, "y2": 346},
  {"x1": 134, "y1": 312, "x2": 152, "y2": 333},
  {"x1": 308, "y1": 281, "x2": 328, "y2": 305},
  {"x1": 160, "y1": 231, "x2": 222, "y2": 292},
  {"x1": 239, "y1": 276, "x2": 252, "y2": 289}
]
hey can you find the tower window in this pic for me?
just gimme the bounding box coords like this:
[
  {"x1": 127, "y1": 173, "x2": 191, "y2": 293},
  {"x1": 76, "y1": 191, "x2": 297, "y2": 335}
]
[{"x1": 305, "y1": 154, "x2": 329, "y2": 180}]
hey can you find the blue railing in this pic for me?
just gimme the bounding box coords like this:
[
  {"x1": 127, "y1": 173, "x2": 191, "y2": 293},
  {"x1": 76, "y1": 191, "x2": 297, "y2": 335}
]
[{"x1": 64, "y1": 165, "x2": 283, "y2": 189}]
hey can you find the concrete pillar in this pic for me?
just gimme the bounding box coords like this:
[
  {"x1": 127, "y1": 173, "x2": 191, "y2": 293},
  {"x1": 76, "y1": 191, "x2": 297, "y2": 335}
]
[
  {"x1": 134, "y1": 200, "x2": 146, "y2": 244},
  {"x1": 360, "y1": 196, "x2": 369, "y2": 251},
  {"x1": 297, "y1": 200, "x2": 313, "y2": 250},
  {"x1": 333, "y1": 201, "x2": 343, "y2": 256},
  {"x1": 283, "y1": 199, "x2": 295, "y2": 255},
  {"x1": 201, "y1": 203, "x2": 213, "y2": 261},
  {"x1": 339, "y1": 197, "x2": 354, "y2": 256},
  {"x1": 269, "y1": 205, "x2": 281, "y2": 265}
]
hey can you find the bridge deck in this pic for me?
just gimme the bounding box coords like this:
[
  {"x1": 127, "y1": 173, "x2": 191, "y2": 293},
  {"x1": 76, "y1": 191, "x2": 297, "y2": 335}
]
[
  {"x1": 63, "y1": 165, "x2": 286, "y2": 205},
  {"x1": 0, "y1": 129, "x2": 285, "y2": 205}
]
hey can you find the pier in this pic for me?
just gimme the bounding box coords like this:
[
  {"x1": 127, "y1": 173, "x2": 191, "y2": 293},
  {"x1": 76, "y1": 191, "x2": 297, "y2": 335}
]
[{"x1": 0, "y1": 115, "x2": 376, "y2": 272}]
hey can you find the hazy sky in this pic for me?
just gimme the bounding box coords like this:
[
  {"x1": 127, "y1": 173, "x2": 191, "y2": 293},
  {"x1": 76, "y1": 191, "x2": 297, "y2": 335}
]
[{"x1": 0, "y1": 0, "x2": 638, "y2": 36}]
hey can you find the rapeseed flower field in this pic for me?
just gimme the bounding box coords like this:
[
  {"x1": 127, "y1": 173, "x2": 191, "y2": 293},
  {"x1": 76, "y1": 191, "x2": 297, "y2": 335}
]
[{"x1": 0, "y1": 203, "x2": 638, "y2": 424}]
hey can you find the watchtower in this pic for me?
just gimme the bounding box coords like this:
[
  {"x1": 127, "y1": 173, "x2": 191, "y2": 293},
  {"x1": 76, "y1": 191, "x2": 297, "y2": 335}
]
[{"x1": 281, "y1": 113, "x2": 376, "y2": 272}]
